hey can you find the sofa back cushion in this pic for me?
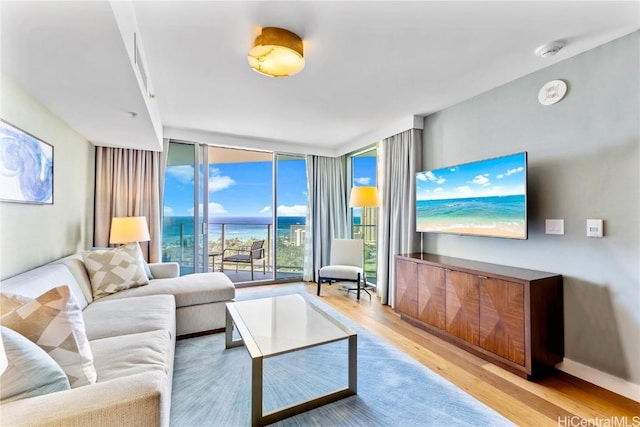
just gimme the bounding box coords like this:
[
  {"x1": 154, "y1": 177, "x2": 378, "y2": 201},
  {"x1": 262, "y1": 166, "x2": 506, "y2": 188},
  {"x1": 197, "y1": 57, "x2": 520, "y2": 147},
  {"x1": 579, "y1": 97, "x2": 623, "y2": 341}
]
[
  {"x1": 55, "y1": 255, "x2": 95, "y2": 305},
  {"x1": 0, "y1": 262, "x2": 90, "y2": 310}
]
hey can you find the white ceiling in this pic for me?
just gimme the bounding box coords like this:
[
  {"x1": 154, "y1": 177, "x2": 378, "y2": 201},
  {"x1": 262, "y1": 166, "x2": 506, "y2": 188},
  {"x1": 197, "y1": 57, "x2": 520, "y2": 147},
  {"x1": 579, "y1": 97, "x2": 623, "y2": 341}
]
[{"x1": 1, "y1": 1, "x2": 638, "y2": 156}]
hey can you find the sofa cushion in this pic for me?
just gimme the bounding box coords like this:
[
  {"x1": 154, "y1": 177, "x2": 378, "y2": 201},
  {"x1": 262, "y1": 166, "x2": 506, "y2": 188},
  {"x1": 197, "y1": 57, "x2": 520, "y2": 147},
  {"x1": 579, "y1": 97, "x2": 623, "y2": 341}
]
[
  {"x1": 0, "y1": 262, "x2": 90, "y2": 310},
  {"x1": 90, "y1": 330, "x2": 173, "y2": 383},
  {"x1": 1, "y1": 326, "x2": 70, "y2": 403},
  {"x1": 82, "y1": 243, "x2": 149, "y2": 299},
  {"x1": 0, "y1": 286, "x2": 97, "y2": 388},
  {"x1": 94, "y1": 273, "x2": 235, "y2": 308},
  {"x1": 83, "y1": 295, "x2": 176, "y2": 341}
]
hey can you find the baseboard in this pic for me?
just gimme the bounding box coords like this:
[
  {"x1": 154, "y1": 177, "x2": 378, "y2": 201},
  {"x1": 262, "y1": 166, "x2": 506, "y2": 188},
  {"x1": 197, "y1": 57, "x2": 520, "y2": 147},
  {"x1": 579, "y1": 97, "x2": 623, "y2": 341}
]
[{"x1": 556, "y1": 358, "x2": 640, "y2": 402}]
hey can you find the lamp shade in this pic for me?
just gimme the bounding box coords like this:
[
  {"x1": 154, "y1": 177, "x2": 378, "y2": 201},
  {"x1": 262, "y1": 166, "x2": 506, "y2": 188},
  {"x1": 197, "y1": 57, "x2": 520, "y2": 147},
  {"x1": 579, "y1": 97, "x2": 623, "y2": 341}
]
[
  {"x1": 349, "y1": 186, "x2": 381, "y2": 208},
  {"x1": 109, "y1": 216, "x2": 150, "y2": 244},
  {"x1": 248, "y1": 27, "x2": 305, "y2": 77}
]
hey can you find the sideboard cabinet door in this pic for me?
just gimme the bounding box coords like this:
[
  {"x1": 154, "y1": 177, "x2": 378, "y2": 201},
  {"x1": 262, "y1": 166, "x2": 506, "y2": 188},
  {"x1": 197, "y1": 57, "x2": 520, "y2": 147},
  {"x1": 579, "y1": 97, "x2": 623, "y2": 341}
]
[
  {"x1": 395, "y1": 258, "x2": 418, "y2": 318},
  {"x1": 445, "y1": 270, "x2": 480, "y2": 346},
  {"x1": 479, "y1": 277, "x2": 526, "y2": 366},
  {"x1": 417, "y1": 263, "x2": 446, "y2": 330}
]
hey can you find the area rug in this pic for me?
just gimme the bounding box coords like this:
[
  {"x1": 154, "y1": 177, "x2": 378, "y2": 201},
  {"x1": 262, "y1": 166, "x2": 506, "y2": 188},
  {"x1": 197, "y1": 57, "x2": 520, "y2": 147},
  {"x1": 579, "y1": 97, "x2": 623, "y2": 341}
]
[{"x1": 170, "y1": 284, "x2": 514, "y2": 426}]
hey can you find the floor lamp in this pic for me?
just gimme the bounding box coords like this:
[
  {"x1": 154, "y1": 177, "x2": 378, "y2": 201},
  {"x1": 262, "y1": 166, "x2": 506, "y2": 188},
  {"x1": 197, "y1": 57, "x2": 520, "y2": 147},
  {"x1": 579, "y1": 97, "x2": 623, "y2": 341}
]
[{"x1": 349, "y1": 186, "x2": 381, "y2": 294}]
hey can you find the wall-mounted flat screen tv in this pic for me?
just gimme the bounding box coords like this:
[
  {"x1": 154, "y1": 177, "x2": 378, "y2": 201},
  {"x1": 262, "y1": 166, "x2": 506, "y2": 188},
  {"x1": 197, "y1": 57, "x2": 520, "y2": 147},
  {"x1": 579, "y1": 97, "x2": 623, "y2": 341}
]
[{"x1": 416, "y1": 152, "x2": 527, "y2": 239}]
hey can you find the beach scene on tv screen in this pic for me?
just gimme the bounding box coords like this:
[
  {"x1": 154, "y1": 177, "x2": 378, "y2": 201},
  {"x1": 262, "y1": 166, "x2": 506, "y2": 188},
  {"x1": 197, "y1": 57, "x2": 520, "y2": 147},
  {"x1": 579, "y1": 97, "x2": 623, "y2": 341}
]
[{"x1": 416, "y1": 152, "x2": 527, "y2": 239}]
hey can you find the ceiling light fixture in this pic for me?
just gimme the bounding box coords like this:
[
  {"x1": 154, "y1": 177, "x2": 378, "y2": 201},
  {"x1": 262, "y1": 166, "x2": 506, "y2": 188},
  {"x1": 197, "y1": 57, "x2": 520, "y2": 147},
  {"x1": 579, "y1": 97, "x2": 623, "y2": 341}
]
[{"x1": 248, "y1": 27, "x2": 304, "y2": 77}]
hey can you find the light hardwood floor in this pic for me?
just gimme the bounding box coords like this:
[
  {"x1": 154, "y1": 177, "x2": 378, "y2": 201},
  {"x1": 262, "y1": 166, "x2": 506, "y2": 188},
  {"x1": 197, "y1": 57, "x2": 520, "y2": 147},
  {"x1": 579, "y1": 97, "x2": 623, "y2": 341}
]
[{"x1": 239, "y1": 282, "x2": 640, "y2": 426}]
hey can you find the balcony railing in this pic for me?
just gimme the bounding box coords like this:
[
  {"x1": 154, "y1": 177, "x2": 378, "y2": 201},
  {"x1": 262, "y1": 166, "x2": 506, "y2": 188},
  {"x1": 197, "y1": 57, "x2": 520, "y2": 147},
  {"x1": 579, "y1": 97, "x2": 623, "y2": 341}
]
[{"x1": 162, "y1": 219, "x2": 305, "y2": 278}]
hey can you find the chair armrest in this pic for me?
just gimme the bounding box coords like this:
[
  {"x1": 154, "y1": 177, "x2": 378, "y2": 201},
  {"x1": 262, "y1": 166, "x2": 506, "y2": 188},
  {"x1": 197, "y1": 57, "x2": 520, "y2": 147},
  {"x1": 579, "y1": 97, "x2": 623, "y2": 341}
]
[{"x1": 148, "y1": 262, "x2": 180, "y2": 279}]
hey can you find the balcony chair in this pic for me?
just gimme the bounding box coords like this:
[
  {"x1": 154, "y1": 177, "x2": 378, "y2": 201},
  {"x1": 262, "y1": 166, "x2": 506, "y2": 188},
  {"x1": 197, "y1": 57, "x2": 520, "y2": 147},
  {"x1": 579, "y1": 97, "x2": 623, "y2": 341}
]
[
  {"x1": 317, "y1": 238, "x2": 370, "y2": 300},
  {"x1": 220, "y1": 239, "x2": 266, "y2": 281}
]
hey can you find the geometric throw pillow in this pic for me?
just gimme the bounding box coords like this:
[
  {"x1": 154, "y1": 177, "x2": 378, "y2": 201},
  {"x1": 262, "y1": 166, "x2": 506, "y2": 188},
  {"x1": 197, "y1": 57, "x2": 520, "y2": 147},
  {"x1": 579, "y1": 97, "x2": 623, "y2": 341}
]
[
  {"x1": 1, "y1": 326, "x2": 71, "y2": 403},
  {"x1": 82, "y1": 243, "x2": 149, "y2": 300},
  {"x1": 0, "y1": 286, "x2": 97, "y2": 388}
]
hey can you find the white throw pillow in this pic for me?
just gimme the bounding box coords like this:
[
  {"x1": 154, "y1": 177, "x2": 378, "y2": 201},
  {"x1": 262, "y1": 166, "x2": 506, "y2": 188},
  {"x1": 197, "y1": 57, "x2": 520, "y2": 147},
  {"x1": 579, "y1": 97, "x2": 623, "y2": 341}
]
[
  {"x1": 0, "y1": 326, "x2": 70, "y2": 402},
  {"x1": 0, "y1": 286, "x2": 97, "y2": 387},
  {"x1": 82, "y1": 243, "x2": 149, "y2": 299}
]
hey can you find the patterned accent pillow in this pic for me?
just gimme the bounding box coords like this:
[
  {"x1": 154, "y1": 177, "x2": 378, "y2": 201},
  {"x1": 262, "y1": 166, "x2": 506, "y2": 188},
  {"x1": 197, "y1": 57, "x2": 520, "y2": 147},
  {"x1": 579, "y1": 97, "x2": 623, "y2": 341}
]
[
  {"x1": 0, "y1": 286, "x2": 97, "y2": 388},
  {"x1": 82, "y1": 243, "x2": 149, "y2": 299}
]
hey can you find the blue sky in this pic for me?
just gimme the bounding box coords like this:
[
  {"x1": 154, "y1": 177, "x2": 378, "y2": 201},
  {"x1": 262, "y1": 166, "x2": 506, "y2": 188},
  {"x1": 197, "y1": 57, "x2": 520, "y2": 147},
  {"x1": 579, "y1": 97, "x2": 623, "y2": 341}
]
[
  {"x1": 164, "y1": 155, "x2": 377, "y2": 218},
  {"x1": 416, "y1": 152, "x2": 526, "y2": 201}
]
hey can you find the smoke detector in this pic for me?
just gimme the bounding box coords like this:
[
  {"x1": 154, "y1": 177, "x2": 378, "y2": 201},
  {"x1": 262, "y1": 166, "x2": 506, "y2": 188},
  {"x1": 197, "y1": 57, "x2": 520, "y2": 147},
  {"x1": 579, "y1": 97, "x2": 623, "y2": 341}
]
[{"x1": 535, "y1": 41, "x2": 565, "y2": 58}]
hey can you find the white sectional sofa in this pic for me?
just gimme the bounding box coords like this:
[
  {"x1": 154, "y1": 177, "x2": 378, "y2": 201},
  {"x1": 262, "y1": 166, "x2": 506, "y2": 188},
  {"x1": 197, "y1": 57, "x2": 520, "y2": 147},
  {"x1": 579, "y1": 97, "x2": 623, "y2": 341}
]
[{"x1": 0, "y1": 253, "x2": 235, "y2": 426}]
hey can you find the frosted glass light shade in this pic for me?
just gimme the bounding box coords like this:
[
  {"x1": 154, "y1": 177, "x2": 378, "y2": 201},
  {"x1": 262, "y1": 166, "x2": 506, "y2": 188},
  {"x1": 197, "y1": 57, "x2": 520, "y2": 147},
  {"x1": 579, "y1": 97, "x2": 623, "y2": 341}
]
[
  {"x1": 349, "y1": 186, "x2": 381, "y2": 208},
  {"x1": 248, "y1": 27, "x2": 305, "y2": 77},
  {"x1": 109, "y1": 216, "x2": 150, "y2": 244}
]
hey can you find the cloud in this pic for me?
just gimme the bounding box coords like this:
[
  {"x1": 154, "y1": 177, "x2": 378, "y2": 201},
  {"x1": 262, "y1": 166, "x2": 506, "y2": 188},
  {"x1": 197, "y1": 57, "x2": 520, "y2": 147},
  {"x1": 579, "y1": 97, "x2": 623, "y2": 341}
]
[
  {"x1": 416, "y1": 172, "x2": 427, "y2": 182},
  {"x1": 456, "y1": 186, "x2": 473, "y2": 195},
  {"x1": 208, "y1": 202, "x2": 227, "y2": 214},
  {"x1": 167, "y1": 165, "x2": 194, "y2": 184},
  {"x1": 189, "y1": 202, "x2": 228, "y2": 216},
  {"x1": 497, "y1": 173, "x2": 504, "y2": 179},
  {"x1": 506, "y1": 166, "x2": 524, "y2": 176},
  {"x1": 277, "y1": 204, "x2": 307, "y2": 216},
  {"x1": 354, "y1": 177, "x2": 371, "y2": 185},
  {"x1": 423, "y1": 171, "x2": 446, "y2": 184},
  {"x1": 472, "y1": 174, "x2": 490, "y2": 185},
  {"x1": 164, "y1": 206, "x2": 174, "y2": 216},
  {"x1": 209, "y1": 168, "x2": 235, "y2": 192},
  {"x1": 259, "y1": 206, "x2": 271, "y2": 214}
]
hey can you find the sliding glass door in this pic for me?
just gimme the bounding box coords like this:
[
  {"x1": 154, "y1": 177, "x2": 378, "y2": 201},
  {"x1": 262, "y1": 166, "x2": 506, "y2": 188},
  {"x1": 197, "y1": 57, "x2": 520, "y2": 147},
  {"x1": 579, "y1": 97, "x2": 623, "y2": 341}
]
[
  {"x1": 351, "y1": 147, "x2": 378, "y2": 285},
  {"x1": 275, "y1": 154, "x2": 307, "y2": 279},
  {"x1": 162, "y1": 141, "x2": 198, "y2": 274},
  {"x1": 162, "y1": 141, "x2": 307, "y2": 282}
]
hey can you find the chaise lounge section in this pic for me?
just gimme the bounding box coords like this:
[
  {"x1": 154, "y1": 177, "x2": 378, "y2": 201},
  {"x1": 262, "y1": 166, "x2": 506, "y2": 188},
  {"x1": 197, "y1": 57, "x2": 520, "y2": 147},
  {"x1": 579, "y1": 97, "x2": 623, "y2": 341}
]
[{"x1": 0, "y1": 252, "x2": 235, "y2": 426}]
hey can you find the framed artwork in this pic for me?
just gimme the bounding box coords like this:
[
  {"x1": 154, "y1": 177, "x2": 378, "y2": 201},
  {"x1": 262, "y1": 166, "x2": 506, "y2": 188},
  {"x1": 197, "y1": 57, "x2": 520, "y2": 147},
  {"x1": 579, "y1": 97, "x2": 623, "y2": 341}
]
[{"x1": 0, "y1": 120, "x2": 54, "y2": 204}]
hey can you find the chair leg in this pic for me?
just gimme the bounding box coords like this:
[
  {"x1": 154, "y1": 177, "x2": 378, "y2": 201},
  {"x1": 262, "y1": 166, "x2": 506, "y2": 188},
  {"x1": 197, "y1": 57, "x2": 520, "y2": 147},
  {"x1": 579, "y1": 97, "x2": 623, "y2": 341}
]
[
  {"x1": 250, "y1": 259, "x2": 254, "y2": 281},
  {"x1": 356, "y1": 273, "x2": 361, "y2": 300},
  {"x1": 317, "y1": 271, "x2": 322, "y2": 296}
]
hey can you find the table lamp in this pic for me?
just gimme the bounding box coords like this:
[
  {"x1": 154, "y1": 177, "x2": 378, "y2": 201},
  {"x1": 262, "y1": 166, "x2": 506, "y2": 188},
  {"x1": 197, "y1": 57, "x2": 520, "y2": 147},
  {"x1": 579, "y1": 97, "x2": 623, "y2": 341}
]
[{"x1": 109, "y1": 216, "x2": 151, "y2": 245}]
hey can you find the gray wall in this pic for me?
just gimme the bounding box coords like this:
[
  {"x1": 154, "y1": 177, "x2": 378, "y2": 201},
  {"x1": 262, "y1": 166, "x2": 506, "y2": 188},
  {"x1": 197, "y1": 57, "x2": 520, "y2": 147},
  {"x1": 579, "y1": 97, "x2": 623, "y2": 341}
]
[
  {"x1": 0, "y1": 75, "x2": 95, "y2": 279},
  {"x1": 422, "y1": 32, "x2": 639, "y2": 385}
]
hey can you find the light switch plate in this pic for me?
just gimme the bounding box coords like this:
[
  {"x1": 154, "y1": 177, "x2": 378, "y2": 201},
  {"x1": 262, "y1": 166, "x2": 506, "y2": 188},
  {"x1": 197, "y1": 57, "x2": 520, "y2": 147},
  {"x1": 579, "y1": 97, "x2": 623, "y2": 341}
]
[
  {"x1": 587, "y1": 219, "x2": 603, "y2": 237},
  {"x1": 545, "y1": 219, "x2": 564, "y2": 235}
]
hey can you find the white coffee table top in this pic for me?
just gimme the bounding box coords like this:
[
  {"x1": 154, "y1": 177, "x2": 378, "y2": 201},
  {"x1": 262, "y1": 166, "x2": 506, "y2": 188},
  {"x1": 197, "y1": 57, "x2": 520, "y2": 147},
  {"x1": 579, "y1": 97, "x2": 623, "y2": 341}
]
[{"x1": 228, "y1": 294, "x2": 355, "y2": 358}]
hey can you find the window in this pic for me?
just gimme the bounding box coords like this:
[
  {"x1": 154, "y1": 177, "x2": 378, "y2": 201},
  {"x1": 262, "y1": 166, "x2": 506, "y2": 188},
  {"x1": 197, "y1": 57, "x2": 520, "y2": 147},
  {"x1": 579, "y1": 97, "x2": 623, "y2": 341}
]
[
  {"x1": 350, "y1": 147, "x2": 378, "y2": 285},
  {"x1": 162, "y1": 141, "x2": 307, "y2": 282}
]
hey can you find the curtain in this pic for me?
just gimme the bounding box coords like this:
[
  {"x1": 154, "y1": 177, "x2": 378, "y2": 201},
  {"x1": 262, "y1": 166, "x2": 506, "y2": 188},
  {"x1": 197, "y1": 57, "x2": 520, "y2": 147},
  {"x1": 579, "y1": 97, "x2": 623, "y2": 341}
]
[
  {"x1": 94, "y1": 146, "x2": 162, "y2": 263},
  {"x1": 303, "y1": 155, "x2": 349, "y2": 282},
  {"x1": 377, "y1": 129, "x2": 422, "y2": 306}
]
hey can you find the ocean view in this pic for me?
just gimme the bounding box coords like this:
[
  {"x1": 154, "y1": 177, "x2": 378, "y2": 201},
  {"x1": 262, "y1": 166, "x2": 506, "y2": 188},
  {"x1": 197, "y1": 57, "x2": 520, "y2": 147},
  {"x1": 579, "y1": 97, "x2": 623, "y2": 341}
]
[
  {"x1": 163, "y1": 216, "x2": 306, "y2": 245},
  {"x1": 416, "y1": 195, "x2": 526, "y2": 237}
]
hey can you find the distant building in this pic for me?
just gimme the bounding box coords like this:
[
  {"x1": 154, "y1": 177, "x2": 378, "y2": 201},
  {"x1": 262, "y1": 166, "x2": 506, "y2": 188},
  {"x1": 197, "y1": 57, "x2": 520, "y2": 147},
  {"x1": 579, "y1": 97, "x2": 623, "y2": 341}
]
[{"x1": 291, "y1": 225, "x2": 306, "y2": 246}]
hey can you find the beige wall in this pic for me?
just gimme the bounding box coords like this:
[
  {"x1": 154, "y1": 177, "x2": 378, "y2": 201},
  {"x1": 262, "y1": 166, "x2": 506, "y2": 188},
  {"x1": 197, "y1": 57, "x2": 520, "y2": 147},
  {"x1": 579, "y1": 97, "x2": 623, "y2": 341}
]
[
  {"x1": 422, "y1": 32, "x2": 639, "y2": 390},
  {"x1": 0, "y1": 75, "x2": 94, "y2": 279}
]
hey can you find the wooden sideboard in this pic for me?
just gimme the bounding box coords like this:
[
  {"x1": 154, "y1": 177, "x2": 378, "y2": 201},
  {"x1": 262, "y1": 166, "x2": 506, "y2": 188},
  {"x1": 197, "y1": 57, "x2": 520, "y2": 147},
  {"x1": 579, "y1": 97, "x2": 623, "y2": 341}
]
[{"x1": 395, "y1": 253, "x2": 564, "y2": 379}]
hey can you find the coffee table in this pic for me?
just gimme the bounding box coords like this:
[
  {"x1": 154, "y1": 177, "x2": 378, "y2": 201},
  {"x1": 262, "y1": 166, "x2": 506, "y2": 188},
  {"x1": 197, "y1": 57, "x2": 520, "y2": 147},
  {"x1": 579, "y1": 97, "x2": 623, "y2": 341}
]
[{"x1": 225, "y1": 294, "x2": 357, "y2": 427}]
